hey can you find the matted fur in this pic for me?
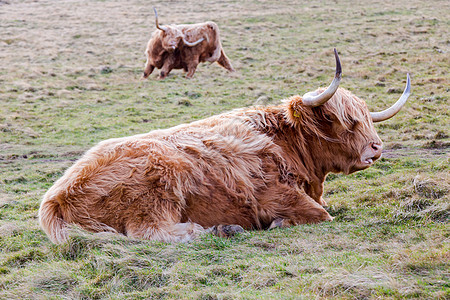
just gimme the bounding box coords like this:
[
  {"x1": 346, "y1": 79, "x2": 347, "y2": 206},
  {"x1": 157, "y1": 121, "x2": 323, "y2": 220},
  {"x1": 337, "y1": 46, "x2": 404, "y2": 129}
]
[
  {"x1": 143, "y1": 21, "x2": 234, "y2": 79},
  {"x1": 40, "y1": 88, "x2": 383, "y2": 244}
]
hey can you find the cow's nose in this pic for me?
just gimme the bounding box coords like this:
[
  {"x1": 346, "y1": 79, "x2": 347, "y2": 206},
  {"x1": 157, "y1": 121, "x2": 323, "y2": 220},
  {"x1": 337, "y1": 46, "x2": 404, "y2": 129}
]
[{"x1": 371, "y1": 142, "x2": 382, "y2": 159}]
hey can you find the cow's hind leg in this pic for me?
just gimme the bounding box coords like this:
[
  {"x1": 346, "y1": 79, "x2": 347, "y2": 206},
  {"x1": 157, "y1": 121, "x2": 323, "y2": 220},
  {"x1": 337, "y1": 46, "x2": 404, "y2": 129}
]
[
  {"x1": 217, "y1": 49, "x2": 235, "y2": 72},
  {"x1": 123, "y1": 193, "x2": 206, "y2": 242},
  {"x1": 126, "y1": 222, "x2": 244, "y2": 242},
  {"x1": 126, "y1": 221, "x2": 206, "y2": 243}
]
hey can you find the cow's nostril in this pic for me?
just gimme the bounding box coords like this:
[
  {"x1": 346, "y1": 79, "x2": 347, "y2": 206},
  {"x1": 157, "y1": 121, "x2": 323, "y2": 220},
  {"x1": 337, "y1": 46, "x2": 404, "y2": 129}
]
[{"x1": 372, "y1": 143, "x2": 382, "y2": 151}]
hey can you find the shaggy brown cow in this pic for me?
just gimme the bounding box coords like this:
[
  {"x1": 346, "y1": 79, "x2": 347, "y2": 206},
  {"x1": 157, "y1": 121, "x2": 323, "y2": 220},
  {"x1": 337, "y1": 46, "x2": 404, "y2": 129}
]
[
  {"x1": 142, "y1": 8, "x2": 234, "y2": 79},
  {"x1": 39, "y1": 50, "x2": 411, "y2": 243}
]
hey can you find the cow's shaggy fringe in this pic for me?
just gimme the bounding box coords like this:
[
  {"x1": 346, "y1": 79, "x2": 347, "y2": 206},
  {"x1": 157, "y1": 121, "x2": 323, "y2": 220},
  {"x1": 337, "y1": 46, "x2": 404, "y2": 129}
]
[{"x1": 40, "y1": 88, "x2": 381, "y2": 244}]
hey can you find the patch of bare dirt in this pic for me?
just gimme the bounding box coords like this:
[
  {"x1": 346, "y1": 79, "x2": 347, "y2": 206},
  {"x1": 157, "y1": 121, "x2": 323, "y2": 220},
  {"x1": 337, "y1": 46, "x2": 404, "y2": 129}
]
[{"x1": 382, "y1": 148, "x2": 449, "y2": 159}]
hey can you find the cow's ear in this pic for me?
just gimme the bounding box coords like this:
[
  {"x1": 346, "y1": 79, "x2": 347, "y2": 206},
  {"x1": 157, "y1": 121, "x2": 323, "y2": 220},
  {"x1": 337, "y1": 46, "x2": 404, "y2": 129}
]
[{"x1": 285, "y1": 95, "x2": 309, "y2": 125}]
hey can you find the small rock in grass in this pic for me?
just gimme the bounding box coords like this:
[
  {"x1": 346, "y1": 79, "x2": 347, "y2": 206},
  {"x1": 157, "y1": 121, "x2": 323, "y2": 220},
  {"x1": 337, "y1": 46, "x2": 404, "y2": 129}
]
[
  {"x1": 387, "y1": 88, "x2": 403, "y2": 94},
  {"x1": 177, "y1": 99, "x2": 192, "y2": 106},
  {"x1": 100, "y1": 66, "x2": 113, "y2": 74}
]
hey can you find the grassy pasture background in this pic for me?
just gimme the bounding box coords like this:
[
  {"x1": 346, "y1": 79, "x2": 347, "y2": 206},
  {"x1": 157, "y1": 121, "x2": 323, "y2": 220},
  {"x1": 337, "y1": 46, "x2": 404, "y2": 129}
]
[{"x1": 0, "y1": 0, "x2": 449, "y2": 298}]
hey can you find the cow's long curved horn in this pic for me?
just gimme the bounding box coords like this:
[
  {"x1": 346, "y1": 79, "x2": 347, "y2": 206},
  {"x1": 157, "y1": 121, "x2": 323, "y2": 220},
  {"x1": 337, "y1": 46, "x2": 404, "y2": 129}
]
[
  {"x1": 182, "y1": 36, "x2": 205, "y2": 47},
  {"x1": 153, "y1": 7, "x2": 167, "y2": 32},
  {"x1": 370, "y1": 74, "x2": 411, "y2": 122},
  {"x1": 302, "y1": 48, "x2": 342, "y2": 107}
]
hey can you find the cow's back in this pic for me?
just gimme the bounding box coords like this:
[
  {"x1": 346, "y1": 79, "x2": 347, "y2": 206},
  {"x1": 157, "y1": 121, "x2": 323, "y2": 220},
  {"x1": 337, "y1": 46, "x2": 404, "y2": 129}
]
[
  {"x1": 180, "y1": 22, "x2": 222, "y2": 63},
  {"x1": 40, "y1": 110, "x2": 289, "y2": 240}
]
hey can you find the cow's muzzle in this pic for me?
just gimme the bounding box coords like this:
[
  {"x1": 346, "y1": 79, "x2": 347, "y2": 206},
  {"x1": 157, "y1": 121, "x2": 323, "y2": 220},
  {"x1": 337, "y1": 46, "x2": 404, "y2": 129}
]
[{"x1": 361, "y1": 142, "x2": 382, "y2": 166}]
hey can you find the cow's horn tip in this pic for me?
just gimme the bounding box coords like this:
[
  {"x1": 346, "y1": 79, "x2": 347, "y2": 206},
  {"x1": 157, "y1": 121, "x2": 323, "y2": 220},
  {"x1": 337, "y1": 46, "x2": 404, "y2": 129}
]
[{"x1": 334, "y1": 48, "x2": 342, "y2": 78}]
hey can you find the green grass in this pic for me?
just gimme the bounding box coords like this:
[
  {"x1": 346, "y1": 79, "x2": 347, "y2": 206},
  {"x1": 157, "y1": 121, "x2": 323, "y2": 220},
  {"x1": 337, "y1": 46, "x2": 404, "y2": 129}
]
[{"x1": 0, "y1": 0, "x2": 449, "y2": 299}]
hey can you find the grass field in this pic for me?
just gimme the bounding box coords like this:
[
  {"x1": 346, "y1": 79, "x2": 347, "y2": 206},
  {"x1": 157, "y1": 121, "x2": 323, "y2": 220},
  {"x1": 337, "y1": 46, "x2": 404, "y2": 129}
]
[{"x1": 0, "y1": 0, "x2": 449, "y2": 298}]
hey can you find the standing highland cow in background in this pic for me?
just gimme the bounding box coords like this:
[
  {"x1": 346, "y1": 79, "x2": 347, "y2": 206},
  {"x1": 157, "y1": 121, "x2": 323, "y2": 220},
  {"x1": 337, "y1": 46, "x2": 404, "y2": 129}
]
[
  {"x1": 40, "y1": 50, "x2": 411, "y2": 244},
  {"x1": 142, "y1": 8, "x2": 235, "y2": 79}
]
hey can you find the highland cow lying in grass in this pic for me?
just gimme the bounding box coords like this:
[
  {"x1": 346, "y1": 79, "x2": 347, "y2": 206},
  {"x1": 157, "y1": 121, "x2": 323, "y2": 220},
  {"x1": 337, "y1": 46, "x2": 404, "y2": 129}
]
[
  {"x1": 142, "y1": 8, "x2": 234, "y2": 79},
  {"x1": 40, "y1": 50, "x2": 410, "y2": 243}
]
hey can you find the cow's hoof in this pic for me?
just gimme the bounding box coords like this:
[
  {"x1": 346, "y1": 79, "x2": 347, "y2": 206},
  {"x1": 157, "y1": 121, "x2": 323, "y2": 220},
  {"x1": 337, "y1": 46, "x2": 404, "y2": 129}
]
[
  {"x1": 268, "y1": 218, "x2": 296, "y2": 229},
  {"x1": 269, "y1": 218, "x2": 284, "y2": 230},
  {"x1": 319, "y1": 197, "x2": 328, "y2": 207},
  {"x1": 209, "y1": 224, "x2": 244, "y2": 238}
]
